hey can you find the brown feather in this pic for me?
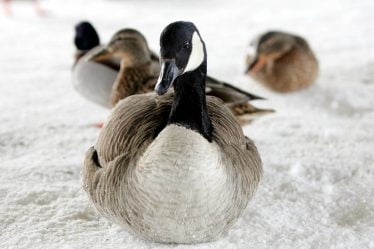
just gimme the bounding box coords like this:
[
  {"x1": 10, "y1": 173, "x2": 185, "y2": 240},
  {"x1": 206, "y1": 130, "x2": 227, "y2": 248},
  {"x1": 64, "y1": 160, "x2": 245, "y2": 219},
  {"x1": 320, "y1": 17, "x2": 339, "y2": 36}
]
[
  {"x1": 82, "y1": 92, "x2": 262, "y2": 242},
  {"x1": 247, "y1": 32, "x2": 319, "y2": 92}
]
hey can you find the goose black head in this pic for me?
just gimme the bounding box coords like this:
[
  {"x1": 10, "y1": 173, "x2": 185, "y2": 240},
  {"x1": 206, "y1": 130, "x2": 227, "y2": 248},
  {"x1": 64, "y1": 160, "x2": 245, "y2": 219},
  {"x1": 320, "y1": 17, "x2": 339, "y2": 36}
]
[{"x1": 155, "y1": 21, "x2": 206, "y2": 95}]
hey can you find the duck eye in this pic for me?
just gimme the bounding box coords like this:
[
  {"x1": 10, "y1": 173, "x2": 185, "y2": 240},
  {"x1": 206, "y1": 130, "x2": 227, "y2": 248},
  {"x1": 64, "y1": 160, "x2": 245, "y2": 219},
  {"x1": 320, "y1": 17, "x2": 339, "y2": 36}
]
[
  {"x1": 182, "y1": 42, "x2": 190, "y2": 50},
  {"x1": 115, "y1": 36, "x2": 126, "y2": 42}
]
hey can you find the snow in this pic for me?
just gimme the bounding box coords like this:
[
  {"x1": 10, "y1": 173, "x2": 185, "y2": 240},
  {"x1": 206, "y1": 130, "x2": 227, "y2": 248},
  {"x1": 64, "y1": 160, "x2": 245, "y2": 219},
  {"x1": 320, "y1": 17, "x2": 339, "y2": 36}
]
[{"x1": 1, "y1": 0, "x2": 373, "y2": 248}]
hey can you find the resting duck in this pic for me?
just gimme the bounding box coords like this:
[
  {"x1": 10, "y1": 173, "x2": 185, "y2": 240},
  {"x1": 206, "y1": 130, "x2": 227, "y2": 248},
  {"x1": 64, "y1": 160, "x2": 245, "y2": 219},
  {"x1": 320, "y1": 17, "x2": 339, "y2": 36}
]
[
  {"x1": 72, "y1": 21, "x2": 273, "y2": 124},
  {"x1": 245, "y1": 31, "x2": 319, "y2": 92},
  {"x1": 72, "y1": 21, "x2": 122, "y2": 109},
  {"x1": 82, "y1": 21, "x2": 262, "y2": 244}
]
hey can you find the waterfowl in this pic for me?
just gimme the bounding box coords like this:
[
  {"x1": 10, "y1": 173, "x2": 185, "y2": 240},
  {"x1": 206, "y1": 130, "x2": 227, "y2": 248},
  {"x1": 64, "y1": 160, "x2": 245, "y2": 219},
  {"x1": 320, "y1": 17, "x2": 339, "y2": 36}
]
[
  {"x1": 245, "y1": 31, "x2": 319, "y2": 92},
  {"x1": 74, "y1": 21, "x2": 100, "y2": 62},
  {"x1": 82, "y1": 21, "x2": 262, "y2": 244},
  {"x1": 72, "y1": 21, "x2": 122, "y2": 109},
  {"x1": 88, "y1": 28, "x2": 161, "y2": 107},
  {"x1": 72, "y1": 22, "x2": 273, "y2": 123}
]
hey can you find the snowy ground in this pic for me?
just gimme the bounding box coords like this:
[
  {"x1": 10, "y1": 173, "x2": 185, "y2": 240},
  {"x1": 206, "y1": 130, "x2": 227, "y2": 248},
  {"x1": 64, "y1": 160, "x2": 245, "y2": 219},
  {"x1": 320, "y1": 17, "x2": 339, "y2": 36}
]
[{"x1": 1, "y1": 0, "x2": 374, "y2": 248}]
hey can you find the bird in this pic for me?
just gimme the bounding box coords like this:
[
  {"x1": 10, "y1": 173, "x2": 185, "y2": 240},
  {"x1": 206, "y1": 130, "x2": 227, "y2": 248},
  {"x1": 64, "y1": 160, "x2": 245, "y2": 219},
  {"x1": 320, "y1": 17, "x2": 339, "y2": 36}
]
[
  {"x1": 72, "y1": 21, "x2": 273, "y2": 125},
  {"x1": 82, "y1": 21, "x2": 263, "y2": 244},
  {"x1": 74, "y1": 21, "x2": 101, "y2": 63},
  {"x1": 72, "y1": 21, "x2": 122, "y2": 109},
  {"x1": 245, "y1": 31, "x2": 319, "y2": 93}
]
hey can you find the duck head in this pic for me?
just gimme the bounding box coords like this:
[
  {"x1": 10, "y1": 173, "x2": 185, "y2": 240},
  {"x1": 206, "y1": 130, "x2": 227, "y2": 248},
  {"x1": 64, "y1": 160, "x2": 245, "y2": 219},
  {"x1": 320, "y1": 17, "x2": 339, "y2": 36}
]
[
  {"x1": 74, "y1": 21, "x2": 100, "y2": 51},
  {"x1": 155, "y1": 21, "x2": 207, "y2": 95},
  {"x1": 89, "y1": 28, "x2": 152, "y2": 67},
  {"x1": 246, "y1": 31, "x2": 294, "y2": 74}
]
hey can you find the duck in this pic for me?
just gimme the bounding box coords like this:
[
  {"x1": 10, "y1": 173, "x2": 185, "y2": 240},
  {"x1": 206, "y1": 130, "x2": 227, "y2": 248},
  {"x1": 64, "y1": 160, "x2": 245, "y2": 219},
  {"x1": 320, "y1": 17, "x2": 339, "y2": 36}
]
[
  {"x1": 72, "y1": 21, "x2": 273, "y2": 124},
  {"x1": 74, "y1": 21, "x2": 101, "y2": 63},
  {"x1": 245, "y1": 31, "x2": 319, "y2": 93},
  {"x1": 82, "y1": 21, "x2": 263, "y2": 244},
  {"x1": 72, "y1": 21, "x2": 122, "y2": 109}
]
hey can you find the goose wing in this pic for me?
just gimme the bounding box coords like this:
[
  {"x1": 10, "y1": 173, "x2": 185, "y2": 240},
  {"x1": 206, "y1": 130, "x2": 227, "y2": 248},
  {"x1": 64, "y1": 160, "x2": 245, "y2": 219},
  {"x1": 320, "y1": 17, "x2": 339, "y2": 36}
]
[
  {"x1": 207, "y1": 96, "x2": 262, "y2": 198},
  {"x1": 82, "y1": 93, "x2": 173, "y2": 209}
]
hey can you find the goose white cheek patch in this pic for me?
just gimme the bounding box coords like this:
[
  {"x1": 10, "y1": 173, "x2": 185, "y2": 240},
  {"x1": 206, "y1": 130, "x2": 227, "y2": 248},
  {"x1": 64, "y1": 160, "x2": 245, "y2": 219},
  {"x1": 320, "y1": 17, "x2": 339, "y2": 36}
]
[
  {"x1": 156, "y1": 62, "x2": 165, "y2": 86},
  {"x1": 184, "y1": 32, "x2": 204, "y2": 73}
]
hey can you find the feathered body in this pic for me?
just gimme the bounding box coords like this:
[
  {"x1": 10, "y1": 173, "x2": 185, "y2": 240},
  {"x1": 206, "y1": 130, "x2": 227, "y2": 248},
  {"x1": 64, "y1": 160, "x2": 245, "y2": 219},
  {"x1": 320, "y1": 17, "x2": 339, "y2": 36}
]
[
  {"x1": 82, "y1": 21, "x2": 262, "y2": 243},
  {"x1": 246, "y1": 31, "x2": 319, "y2": 92},
  {"x1": 83, "y1": 93, "x2": 262, "y2": 243}
]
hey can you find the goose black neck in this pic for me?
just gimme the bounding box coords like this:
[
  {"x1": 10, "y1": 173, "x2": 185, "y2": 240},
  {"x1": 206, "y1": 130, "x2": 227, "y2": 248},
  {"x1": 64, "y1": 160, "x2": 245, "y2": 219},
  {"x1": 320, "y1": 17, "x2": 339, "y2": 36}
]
[{"x1": 168, "y1": 62, "x2": 213, "y2": 142}]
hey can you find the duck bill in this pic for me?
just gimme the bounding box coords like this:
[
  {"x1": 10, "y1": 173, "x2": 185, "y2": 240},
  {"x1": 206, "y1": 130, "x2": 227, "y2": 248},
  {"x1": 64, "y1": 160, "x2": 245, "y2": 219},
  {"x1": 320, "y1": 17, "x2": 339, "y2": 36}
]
[
  {"x1": 155, "y1": 59, "x2": 181, "y2": 95},
  {"x1": 86, "y1": 47, "x2": 112, "y2": 62},
  {"x1": 246, "y1": 55, "x2": 267, "y2": 74}
]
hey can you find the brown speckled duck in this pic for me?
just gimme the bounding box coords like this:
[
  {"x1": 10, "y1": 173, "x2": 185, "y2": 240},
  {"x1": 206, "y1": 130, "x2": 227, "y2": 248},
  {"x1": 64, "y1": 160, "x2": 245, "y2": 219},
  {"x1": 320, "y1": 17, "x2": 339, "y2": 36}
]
[
  {"x1": 72, "y1": 21, "x2": 273, "y2": 125},
  {"x1": 245, "y1": 31, "x2": 319, "y2": 93},
  {"x1": 88, "y1": 28, "x2": 161, "y2": 107},
  {"x1": 82, "y1": 21, "x2": 262, "y2": 243}
]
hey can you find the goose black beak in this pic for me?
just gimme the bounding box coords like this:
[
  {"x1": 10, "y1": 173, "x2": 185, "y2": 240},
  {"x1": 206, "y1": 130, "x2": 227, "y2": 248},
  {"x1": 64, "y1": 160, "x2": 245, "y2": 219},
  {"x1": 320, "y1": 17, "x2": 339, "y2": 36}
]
[{"x1": 155, "y1": 59, "x2": 181, "y2": 95}]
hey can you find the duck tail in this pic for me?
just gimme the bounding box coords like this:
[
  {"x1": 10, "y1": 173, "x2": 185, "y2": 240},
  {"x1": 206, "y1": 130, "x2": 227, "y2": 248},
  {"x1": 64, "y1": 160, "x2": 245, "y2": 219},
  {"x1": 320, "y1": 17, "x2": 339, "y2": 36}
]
[
  {"x1": 206, "y1": 76, "x2": 265, "y2": 102},
  {"x1": 74, "y1": 21, "x2": 100, "y2": 52},
  {"x1": 229, "y1": 102, "x2": 275, "y2": 126}
]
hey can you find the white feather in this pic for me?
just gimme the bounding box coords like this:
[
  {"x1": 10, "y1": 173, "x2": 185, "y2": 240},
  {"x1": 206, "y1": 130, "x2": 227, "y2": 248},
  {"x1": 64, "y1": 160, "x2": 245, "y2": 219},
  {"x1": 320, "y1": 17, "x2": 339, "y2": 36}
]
[
  {"x1": 155, "y1": 62, "x2": 165, "y2": 88},
  {"x1": 132, "y1": 124, "x2": 232, "y2": 243},
  {"x1": 184, "y1": 32, "x2": 204, "y2": 73},
  {"x1": 247, "y1": 34, "x2": 261, "y2": 57},
  {"x1": 246, "y1": 43, "x2": 257, "y2": 57}
]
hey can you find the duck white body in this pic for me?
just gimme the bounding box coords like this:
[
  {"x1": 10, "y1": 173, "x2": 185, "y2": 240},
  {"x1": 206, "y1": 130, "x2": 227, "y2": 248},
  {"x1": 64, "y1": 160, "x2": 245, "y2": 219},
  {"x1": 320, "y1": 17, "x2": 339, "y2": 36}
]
[
  {"x1": 72, "y1": 53, "x2": 117, "y2": 108},
  {"x1": 73, "y1": 22, "x2": 118, "y2": 108}
]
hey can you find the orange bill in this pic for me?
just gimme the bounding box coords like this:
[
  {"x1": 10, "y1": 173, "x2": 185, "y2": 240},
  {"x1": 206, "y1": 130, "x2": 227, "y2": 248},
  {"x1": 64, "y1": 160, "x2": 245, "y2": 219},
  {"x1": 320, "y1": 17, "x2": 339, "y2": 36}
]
[{"x1": 247, "y1": 55, "x2": 267, "y2": 74}]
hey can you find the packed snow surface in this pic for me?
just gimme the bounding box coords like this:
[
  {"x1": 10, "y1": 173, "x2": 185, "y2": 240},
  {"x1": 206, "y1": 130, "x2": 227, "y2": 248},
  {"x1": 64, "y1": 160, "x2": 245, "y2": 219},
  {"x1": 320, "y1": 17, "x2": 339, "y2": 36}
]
[{"x1": 1, "y1": 0, "x2": 373, "y2": 248}]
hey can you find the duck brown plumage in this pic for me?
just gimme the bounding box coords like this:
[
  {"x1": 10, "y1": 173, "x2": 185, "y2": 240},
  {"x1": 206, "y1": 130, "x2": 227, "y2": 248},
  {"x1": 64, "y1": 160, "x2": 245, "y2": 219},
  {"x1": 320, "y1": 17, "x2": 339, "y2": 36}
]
[{"x1": 246, "y1": 31, "x2": 319, "y2": 93}]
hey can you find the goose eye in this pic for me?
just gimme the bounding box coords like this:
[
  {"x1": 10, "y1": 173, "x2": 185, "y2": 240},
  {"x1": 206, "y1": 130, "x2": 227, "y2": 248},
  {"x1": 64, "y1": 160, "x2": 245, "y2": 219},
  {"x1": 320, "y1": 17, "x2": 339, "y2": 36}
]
[{"x1": 182, "y1": 42, "x2": 190, "y2": 50}]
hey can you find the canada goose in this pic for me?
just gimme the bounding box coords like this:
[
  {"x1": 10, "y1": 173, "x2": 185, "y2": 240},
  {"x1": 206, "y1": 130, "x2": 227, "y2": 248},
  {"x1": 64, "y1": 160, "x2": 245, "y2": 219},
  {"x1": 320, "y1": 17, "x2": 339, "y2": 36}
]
[
  {"x1": 82, "y1": 21, "x2": 262, "y2": 244},
  {"x1": 72, "y1": 22, "x2": 273, "y2": 124},
  {"x1": 245, "y1": 31, "x2": 319, "y2": 92}
]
